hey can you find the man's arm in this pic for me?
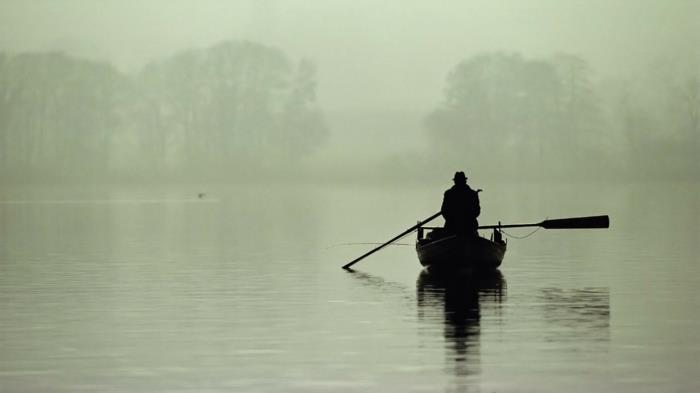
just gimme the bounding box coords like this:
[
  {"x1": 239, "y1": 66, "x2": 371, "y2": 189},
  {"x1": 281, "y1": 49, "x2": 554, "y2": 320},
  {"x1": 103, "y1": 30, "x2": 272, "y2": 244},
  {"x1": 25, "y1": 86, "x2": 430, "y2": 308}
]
[
  {"x1": 474, "y1": 193, "x2": 481, "y2": 217},
  {"x1": 441, "y1": 190, "x2": 454, "y2": 221},
  {"x1": 472, "y1": 189, "x2": 481, "y2": 218}
]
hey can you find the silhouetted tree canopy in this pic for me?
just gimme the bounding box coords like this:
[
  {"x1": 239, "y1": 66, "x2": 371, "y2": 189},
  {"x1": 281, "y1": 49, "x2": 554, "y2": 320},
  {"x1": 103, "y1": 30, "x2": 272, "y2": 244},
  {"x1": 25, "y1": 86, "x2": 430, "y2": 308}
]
[
  {"x1": 0, "y1": 52, "x2": 123, "y2": 177},
  {"x1": 0, "y1": 41, "x2": 327, "y2": 181},
  {"x1": 426, "y1": 52, "x2": 698, "y2": 180}
]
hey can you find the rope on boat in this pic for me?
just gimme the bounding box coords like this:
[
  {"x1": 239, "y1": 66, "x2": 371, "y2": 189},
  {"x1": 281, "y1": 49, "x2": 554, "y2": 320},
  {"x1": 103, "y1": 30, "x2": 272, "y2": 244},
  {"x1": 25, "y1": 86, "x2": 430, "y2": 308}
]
[
  {"x1": 330, "y1": 217, "x2": 546, "y2": 250},
  {"x1": 327, "y1": 226, "x2": 424, "y2": 250},
  {"x1": 325, "y1": 242, "x2": 412, "y2": 249},
  {"x1": 500, "y1": 226, "x2": 542, "y2": 239}
]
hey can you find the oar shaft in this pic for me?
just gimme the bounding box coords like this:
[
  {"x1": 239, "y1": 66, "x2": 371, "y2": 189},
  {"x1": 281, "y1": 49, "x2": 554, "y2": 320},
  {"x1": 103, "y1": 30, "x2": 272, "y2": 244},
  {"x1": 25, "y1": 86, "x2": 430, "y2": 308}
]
[
  {"x1": 342, "y1": 212, "x2": 441, "y2": 270},
  {"x1": 478, "y1": 223, "x2": 541, "y2": 230}
]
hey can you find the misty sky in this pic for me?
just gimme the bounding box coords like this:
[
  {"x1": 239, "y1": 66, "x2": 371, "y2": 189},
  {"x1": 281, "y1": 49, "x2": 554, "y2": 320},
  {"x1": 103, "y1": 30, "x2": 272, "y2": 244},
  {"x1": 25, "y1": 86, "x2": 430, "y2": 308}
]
[{"x1": 1, "y1": 0, "x2": 698, "y2": 157}]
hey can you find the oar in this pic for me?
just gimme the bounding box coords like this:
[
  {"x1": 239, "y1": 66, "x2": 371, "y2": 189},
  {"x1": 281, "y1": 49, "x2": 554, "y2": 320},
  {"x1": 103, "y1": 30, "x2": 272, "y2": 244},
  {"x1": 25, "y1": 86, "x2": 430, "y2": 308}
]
[
  {"x1": 478, "y1": 215, "x2": 609, "y2": 230},
  {"x1": 342, "y1": 211, "x2": 442, "y2": 270}
]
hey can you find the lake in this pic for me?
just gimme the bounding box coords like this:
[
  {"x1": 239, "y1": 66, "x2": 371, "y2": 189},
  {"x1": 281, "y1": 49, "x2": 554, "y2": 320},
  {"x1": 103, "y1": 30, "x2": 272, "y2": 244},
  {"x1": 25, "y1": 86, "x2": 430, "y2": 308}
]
[{"x1": 1, "y1": 181, "x2": 698, "y2": 392}]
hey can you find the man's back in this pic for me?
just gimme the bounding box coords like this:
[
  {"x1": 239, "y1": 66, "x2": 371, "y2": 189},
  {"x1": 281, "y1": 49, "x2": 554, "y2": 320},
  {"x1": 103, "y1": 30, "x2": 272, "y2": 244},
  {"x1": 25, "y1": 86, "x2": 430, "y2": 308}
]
[{"x1": 441, "y1": 183, "x2": 480, "y2": 234}]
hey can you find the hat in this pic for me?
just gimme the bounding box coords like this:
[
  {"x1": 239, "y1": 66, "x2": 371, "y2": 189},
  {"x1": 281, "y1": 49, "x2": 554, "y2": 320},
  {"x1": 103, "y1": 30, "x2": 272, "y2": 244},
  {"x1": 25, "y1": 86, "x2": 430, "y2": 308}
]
[{"x1": 453, "y1": 171, "x2": 467, "y2": 181}]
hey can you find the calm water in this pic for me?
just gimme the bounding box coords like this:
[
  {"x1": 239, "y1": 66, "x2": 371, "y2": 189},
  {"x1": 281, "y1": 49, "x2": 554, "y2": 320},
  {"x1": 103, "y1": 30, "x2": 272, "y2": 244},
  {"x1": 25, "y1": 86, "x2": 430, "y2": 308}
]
[{"x1": 0, "y1": 182, "x2": 698, "y2": 392}]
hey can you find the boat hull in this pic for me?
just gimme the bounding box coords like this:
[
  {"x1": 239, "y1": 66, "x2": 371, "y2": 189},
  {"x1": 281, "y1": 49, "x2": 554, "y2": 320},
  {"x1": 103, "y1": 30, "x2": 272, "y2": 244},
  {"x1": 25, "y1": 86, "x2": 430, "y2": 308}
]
[{"x1": 416, "y1": 234, "x2": 506, "y2": 273}]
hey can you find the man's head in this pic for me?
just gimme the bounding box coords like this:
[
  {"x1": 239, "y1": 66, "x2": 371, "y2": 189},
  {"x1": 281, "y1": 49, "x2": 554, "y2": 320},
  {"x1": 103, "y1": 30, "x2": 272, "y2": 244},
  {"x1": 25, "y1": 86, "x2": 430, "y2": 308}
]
[{"x1": 453, "y1": 171, "x2": 467, "y2": 185}]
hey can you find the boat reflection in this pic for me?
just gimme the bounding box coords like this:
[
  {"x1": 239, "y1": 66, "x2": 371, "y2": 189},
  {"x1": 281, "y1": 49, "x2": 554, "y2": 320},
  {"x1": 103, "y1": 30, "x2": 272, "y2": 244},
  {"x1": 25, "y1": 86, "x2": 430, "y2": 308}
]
[{"x1": 417, "y1": 269, "x2": 506, "y2": 379}]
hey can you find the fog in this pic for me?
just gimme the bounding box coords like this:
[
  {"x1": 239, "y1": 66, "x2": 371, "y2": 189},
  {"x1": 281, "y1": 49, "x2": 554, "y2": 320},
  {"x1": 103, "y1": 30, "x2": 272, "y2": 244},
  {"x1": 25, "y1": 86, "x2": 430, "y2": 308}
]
[{"x1": 1, "y1": 0, "x2": 698, "y2": 183}]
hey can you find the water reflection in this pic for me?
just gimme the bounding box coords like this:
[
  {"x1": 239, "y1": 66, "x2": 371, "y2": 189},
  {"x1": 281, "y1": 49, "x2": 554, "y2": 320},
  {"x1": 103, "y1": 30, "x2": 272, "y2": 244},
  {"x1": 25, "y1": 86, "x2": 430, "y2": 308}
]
[
  {"x1": 539, "y1": 287, "x2": 610, "y2": 343},
  {"x1": 344, "y1": 269, "x2": 411, "y2": 293},
  {"x1": 417, "y1": 270, "x2": 506, "y2": 380}
]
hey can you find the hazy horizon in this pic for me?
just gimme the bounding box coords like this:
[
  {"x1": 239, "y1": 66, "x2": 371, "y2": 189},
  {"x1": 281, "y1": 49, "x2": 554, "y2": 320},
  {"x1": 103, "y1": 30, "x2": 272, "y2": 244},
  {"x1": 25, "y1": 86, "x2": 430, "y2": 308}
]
[
  {"x1": 2, "y1": 1, "x2": 698, "y2": 107},
  {"x1": 1, "y1": 0, "x2": 698, "y2": 181}
]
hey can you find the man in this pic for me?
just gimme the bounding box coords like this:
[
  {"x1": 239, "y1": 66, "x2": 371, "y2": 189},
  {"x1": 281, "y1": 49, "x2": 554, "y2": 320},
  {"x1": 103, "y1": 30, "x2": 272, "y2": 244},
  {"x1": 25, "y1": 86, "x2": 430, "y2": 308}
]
[{"x1": 441, "y1": 171, "x2": 480, "y2": 235}]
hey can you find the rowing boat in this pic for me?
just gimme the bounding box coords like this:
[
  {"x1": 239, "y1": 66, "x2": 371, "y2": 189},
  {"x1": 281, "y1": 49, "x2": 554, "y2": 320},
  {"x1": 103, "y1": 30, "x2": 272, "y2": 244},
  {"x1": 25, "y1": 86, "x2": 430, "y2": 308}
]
[
  {"x1": 416, "y1": 228, "x2": 506, "y2": 272},
  {"x1": 342, "y1": 214, "x2": 607, "y2": 271}
]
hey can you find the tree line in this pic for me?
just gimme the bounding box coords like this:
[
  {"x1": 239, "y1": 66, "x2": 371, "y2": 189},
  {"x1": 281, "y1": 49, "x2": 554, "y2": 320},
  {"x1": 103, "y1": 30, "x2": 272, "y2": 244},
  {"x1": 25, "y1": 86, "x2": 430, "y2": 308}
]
[
  {"x1": 1, "y1": 44, "x2": 697, "y2": 183},
  {"x1": 0, "y1": 41, "x2": 327, "y2": 182},
  {"x1": 425, "y1": 53, "x2": 699, "y2": 180}
]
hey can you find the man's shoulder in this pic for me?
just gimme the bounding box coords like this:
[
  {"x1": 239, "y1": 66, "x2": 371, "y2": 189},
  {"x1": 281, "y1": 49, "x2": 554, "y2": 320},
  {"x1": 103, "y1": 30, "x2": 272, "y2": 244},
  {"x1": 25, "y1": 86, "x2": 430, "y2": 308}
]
[
  {"x1": 446, "y1": 185, "x2": 471, "y2": 192},
  {"x1": 444, "y1": 186, "x2": 461, "y2": 196}
]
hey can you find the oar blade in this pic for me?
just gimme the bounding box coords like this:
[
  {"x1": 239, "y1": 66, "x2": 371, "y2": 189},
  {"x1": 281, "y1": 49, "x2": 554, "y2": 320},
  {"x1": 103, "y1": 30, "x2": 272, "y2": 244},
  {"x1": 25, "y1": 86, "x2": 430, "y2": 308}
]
[{"x1": 540, "y1": 215, "x2": 609, "y2": 229}]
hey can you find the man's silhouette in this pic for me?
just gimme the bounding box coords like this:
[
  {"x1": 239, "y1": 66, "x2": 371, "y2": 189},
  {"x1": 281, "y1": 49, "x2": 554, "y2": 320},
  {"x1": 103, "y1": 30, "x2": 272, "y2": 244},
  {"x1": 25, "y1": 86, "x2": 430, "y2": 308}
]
[{"x1": 441, "y1": 171, "x2": 480, "y2": 235}]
